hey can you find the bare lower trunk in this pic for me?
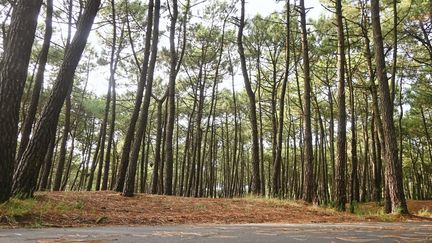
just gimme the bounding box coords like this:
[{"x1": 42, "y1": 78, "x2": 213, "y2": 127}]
[
  {"x1": 370, "y1": 0, "x2": 408, "y2": 214},
  {"x1": 299, "y1": 0, "x2": 314, "y2": 203},
  {"x1": 123, "y1": 0, "x2": 160, "y2": 197},
  {"x1": 0, "y1": 0, "x2": 42, "y2": 202},
  {"x1": 237, "y1": 0, "x2": 261, "y2": 195},
  {"x1": 12, "y1": 0, "x2": 101, "y2": 198}
]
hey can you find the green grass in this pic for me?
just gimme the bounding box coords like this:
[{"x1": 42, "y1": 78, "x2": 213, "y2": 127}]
[
  {"x1": 0, "y1": 198, "x2": 37, "y2": 217},
  {"x1": 0, "y1": 196, "x2": 86, "y2": 226},
  {"x1": 349, "y1": 202, "x2": 403, "y2": 222},
  {"x1": 71, "y1": 199, "x2": 85, "y2": 210}
]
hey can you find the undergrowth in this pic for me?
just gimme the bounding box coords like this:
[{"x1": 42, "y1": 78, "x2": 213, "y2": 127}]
[{"x1": 0, "y1": 196, "x2": 85, "y2": 226}]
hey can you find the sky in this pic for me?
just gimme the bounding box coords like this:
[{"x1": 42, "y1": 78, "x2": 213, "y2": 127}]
[
  {"x1": 87, "y1": 0, "x2": 326, "y2": 96},
  {"x1": 248, "y1": 0, "x2": 324, "y2": 19}
]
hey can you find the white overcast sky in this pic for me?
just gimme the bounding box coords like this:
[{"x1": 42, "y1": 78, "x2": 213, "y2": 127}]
[
  {"x1": 86, "y1": 0, "x2": 325, "y2": 96},
  {"x1": 248, "y1": 0, "x2": 324, "y2": 18}
]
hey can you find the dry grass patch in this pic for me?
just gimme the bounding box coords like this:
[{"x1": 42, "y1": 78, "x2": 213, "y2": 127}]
[{"x1": 1, "y1": 191, "x2": 431, "y2": 228}]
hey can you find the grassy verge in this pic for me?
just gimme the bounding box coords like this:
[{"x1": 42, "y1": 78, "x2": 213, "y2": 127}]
[
  {"x1": 0, "y1": 195, "x2": 86, "y2": 227},
  {"x1": 349, "y1": 201, "x2": 432, "y2": 221}
]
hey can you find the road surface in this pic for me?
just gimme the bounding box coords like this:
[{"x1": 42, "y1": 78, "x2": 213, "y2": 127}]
[{"x1": 0, "y1": 222, "x2": 431, "y2": 242}]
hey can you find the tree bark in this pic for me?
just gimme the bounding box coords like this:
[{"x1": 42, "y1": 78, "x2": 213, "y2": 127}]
[
  {"x1": 114, "y1": 0, "x2": 155, "y2": 192},
  {"x1": 164, "y1": 0, "x2": 190, "y2": 195},
  {"x1": 102, "y1": 0, "x2": 122, "y2": 190},
  {"x1": 12, "y1": 0, "x2": 101, "y2": 198},
  {"x1": 370, "y1": 0, "x2": 408, "y2": 214},
  {"x1": 39, "y1": 132, "x2": 57, "y2": 191},
  {"x1": 237, "y1": 0, "x2": 261, "y2": 195},
  {"x1": 17, "y1": 0, "x2": 53, "y2": 161},
  {"x1": 53, "y1": 92, "x2": 72, "y2": 191},
  {"x1": 334, "y1": 0, "x2": 347, "y2": 211},
  {"x1": 151, "y1": 98, "x2": 165, "y2": 194},
  {"x1": 123, "y1": 0, "x2": 160, "y2": 197},
  {"x1": 299, "y1": 0, "x2": 314, "y2": 203},
  {"x1": 163, "y1": 0, "x2": 178, "y2": 196},
  {"x1": 0, "y1": 0, "x2": 42, "y2": 202},
  {"x1": 345, "y1": 20, "x2": 359, "y2": 204},
  {"x1": 272, "y1": 0, "x2": 290, "y2": 197}
]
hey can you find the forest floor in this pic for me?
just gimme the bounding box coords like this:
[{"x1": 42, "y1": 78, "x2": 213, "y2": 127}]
[{"x1": 0, "y1": 191, "x2": 431, "y2": 228}]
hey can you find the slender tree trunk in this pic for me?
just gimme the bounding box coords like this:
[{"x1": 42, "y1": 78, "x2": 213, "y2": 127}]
[
  {"x1": 229, "y1": 53, "x2": 239, "y2": 198},
  {"x1": 39, "y1": 135, "x2": 57, "y2": 191},
  {"x1": 327, "y1": 82, "x2": 335, "y2": 200},
  {"x1": 193, "y1": 63, "x2": 207, "y2": 197},
  {"x1": 96, "y1": 82, "x2": 110, "y2": 191},
  {"x1": 139, "y1": 108, "x2": 154, "y2": 192},
  {"x1": 370, "y1": 0, "x2": 408, "y2": 214},
  {"x1": 61, "y1": 134, "x2": 76, "y2": 190},
  {"x1": 151, "y1": 98, "x2": 164, "y2": 194},
  {"x1": 272, "y1": 0, "x2": 290, "y2": 197},
  {"x1": 53, "y1": 0, "x2": 75, "y2": 191},
  {"x1": 143, "y1": 131, "x2": 152, "y2": 192},
  {"x1": 0, "y1": 0, "x2": 42, "y2": 202},
  {"x1": 345, "y1": 20, "x2": 359, "y2": 204},
  {"x1": 180, "y1": 97, "x2": 197, "y2": 195},
  {"x1": 173, "y1": 107, "x2": 180, "y2": 194},
  {"x1": 390, "y1": 0, "x2": 398, "y2": 104},
  {"x1": 164, "y1": 0, "x2": 190, "y2": 195},
  {"x1": 299, "y1": 0, "x2": 314, "y2": 203},
  {"x1": 334, "y1": 0, "x2": 347, "y2": 211},
  {"x1": 102, "y1": 0, "x2": 121, "y2": 190},
  {"x1": 17, "y1": 0, "x2": 53, "y2": 161},
  {"x1": 361, "y1": 94, "x2": 370, "y2": 202},
  {"x1": 12, "y1": 0, "x2": 101, "y2": 198},
  {"x1": 257, "y1": 48, "x2": 266, "y2": 196},
  {"x1": 77, "y1": 120, "x2": 95, "y2": 191},
  {"x1": 53, "y1": 92, "x2": 72, "y2": 191},
  {"x1": 164, "y1": 0, "x2": 178, "y2": 195},
  {"x1": 87, "y1": 125, "x2": 102, "y2": 191},
  {"x1": 361, "y1": 1, "x2": 383, "y2": 203},
  {"x1": 237, "y1": 0, "x2": 261, "y2": 195},
  {"x1": 115, "y1": 0, "x2": 155, "y2": 192},
  {"x1": 123, "y1": 0, "x2": 160, "y2": 196}
]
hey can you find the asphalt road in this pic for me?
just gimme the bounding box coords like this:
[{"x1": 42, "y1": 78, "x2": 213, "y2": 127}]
[{"x1": 0, "y1": 223, "x2": 431, "y2": 242}]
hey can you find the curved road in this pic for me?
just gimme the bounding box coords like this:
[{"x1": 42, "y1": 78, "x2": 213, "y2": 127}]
[{"x1": 0, "y1": 223, "x2": 431, "y2": 242}]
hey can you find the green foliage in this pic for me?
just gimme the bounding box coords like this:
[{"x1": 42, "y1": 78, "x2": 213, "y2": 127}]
[
  {"x1": 0, "y1": 196, "x2": 86, "y2": 220},
  {"x1": 350, "y1": 200, "x2": 359, "y2": 214},
  {"x1": 0, "y1": 198, "x2": 37, "y2": 217}
]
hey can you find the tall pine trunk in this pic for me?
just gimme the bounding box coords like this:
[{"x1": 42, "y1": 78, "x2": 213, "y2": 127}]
[
  {"x1": 0, "y1": 0, "x2": 42, "y2": 202},
  {"x1": 123, "y1": 0, "x2": 161, "y2": 196},
  {"x1": 17, "y1": 0, "x2": 53, "y2": 161},
  {"x1": 299, "y1": 0, "x2": 314, "y2": 203},
  {"x1": 334, "y1": 0, "x2": 347, "y2": 211},
  {"x1": 272, "y1": 0, "x2": 290, "y2": 197},
  {"x1": 237, "y1": 0, "x2": 261, "y2": 195},
  {"x1": 115, "y1": 0, "x2": 156, "y2": 192},
  {"x1": 12, "y1": 0, "x2": 101, "y2": 198},
  {"x1": 53, "y1": 92, "x2": 72, "y2": 191},
  {"x1": 370, "y1": 0, "x2": 408, "y2": 214}
]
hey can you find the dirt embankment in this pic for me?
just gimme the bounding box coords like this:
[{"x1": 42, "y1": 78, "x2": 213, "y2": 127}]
[{"x1": 0, "y1": 191, "x2": 431, "y2": 227}]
